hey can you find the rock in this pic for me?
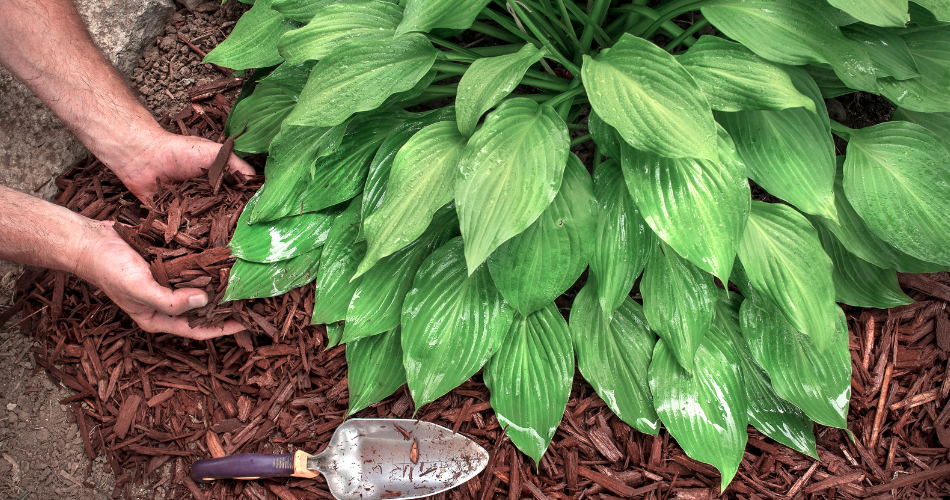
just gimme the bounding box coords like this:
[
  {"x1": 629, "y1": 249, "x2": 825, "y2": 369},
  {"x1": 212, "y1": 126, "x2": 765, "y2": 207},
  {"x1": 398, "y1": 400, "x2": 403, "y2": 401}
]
[{"x1": 36, "y1": 427, "x2": 51, "y2": 442}]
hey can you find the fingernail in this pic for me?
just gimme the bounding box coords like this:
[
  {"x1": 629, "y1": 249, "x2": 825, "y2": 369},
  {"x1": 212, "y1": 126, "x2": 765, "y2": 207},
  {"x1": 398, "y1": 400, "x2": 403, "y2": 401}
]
[{"x1": 189, "y1": 294, "x2": 208, "y2": 309}]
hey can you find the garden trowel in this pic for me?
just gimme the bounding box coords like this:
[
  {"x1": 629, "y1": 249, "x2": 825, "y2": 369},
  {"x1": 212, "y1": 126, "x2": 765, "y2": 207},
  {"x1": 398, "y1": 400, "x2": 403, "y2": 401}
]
[{"x1": 192, "y1": 418, "x2": 489, "y2": 500}]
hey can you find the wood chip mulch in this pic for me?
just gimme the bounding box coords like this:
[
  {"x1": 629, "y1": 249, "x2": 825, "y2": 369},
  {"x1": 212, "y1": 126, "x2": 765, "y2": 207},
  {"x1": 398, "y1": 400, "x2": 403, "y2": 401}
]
[{"x1": 1, "y1": 81, "x2": 948, "y2": 500}]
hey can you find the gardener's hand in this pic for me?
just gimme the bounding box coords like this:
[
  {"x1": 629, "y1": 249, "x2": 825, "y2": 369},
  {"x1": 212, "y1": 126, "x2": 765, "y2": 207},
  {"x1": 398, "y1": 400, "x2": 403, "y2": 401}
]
[
  {"x1": 107, "y1": 129, "x2": 256, "y2": 204},
  {"x1": 74, "y1": 219, "x2": 246, "y2": 339}
]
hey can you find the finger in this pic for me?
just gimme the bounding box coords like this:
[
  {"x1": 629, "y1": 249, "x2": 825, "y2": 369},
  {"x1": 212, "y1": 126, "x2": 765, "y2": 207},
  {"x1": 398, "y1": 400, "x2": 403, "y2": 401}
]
[
  {"x1": 132, "y1": 281, "x2": 209, "y2": 317},
  {"x1": 135, "y1": 313, "x2": 246, "y2": 339},
  {"x1": 227, "y1": 153, "x2": 256, "y2": 177}
]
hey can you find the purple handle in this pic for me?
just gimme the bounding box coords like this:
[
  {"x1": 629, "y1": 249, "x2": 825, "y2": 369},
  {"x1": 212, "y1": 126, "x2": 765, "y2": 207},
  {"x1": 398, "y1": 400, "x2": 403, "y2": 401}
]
[{"x1": 192, "y1": 453, "x2": 295, "y2": 483}]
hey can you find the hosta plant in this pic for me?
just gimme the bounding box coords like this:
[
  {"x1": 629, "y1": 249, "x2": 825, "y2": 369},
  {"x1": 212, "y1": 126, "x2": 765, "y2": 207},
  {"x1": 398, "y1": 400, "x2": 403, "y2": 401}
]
[{"x1": 208, "y1": 0, "x2": 950, "y2": 489}]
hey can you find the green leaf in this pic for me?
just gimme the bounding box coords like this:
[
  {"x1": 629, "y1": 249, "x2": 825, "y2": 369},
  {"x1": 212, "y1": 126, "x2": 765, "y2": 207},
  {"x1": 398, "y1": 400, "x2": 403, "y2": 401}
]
[
  {"x1": 677, "y1": 36, "x2": 816, "y2": 112},
  {"x1": 455, "y1": 98, "x2": 570, "y2": 274},
  {"x1": 803, "y1": 64, "x2": 853, "y2": 99},
  {"x1": 582, "y1": 34, "x2": 717, "y2": 160},
  {"x1": 892, "y1": 107, "x2": 950, "y2": 151},
  {"x1": 396, "y1": 0, "x2": 492, "y2": 35},
  {"x1": 223, "y1": 248, "x2": 322, "y2": 302},
  {"x1": 702, "y1": 0, "x2": 878, "y2": 92},
  {"x1": 841, "y1": 23, "x2": 919, "y2": 80},
  {"x1": 359, "y1": 120, "x2": 467, "y2": 276},
  {"x1": 879, "y1": 26, "x2": 950, "y2": 112},
  {"x1": 587, "y1": 110, "x2": 623, "y2": 159},
  {"x1": 278, "y1": 1, "x2": 403, "y2": 64},
  {"x1": 228, "y1": 63, "x2": 313, "y2": 153},
  {"x1": 229, "y1": 190, "x2": 337, "y2": 263},
  {"x1": 641, "y1": 241, "x2": 717, "y2": 372},
  {"x1": 827, "y1": 0, "x2": 909, "y2": 27},
  {"x1": 342, "y1": 206, "x2": 457, "y2": 343},
  {"x1": 843, "y1": 121, "x2": 950, "y2": 266},
  {"x1": 649, "y1": 329, "x2": 747, "y2": 491},
  {"x1": 326, "y1": 321, "x2": 344, "y2": 347},
  {"x1": 716, "y1": 68, "x2": 838, "y2": 221},
  {"x1": 285, "y1": 33, "x2": 439, "y2": 127},
  {"x1": 737, "y1": 201, "x2": 836, "y2": 351},
  {"x1": 740, "y1": 293, "x2": 850, "y2": 428},
  {"x1": 488, "y1": 155, "x2": 596, "y2": 316},
  {"x1": 570, "y1": 280, "x2": 659, "y2": 435},
  {"x1": 311, "y1": 197, "x2": 367, "y2": 325},
  {"x1": 589, "y1": 159, "x2": 652, "y2": 319},
  {"x1": 204, "y1": 0, "x2": 295, "y2": 70},
  {"x1": 622, "y1": 125, "x2": 750, "y2": 283},
  {"x1": 484, "y1": 303, "x2": 573, "y2": 464},
  {"x1": 401, "y1": 237, "x2": 515, "y2": 408},
  {"x1": 455, "y1": 44, "x2": 544, "y2": 137},
  {"x1": 345, "y1": 327, "x2": 407, "y2": 417},
  {"x1": 712, "y1": 291, "x2": 817, "y2": 459},
  {"x1": 809, "y1": 158, "x2": 944, "y2": 273},
  {"x1": 913, "y1": 0, "x2": 950, "y2": 21},
  {"x1": 272, "y1": 0, "x2": 392, "y2": 23},
  {"x1": 813, "y1": 223, "x2": 913, "y2": 308}
]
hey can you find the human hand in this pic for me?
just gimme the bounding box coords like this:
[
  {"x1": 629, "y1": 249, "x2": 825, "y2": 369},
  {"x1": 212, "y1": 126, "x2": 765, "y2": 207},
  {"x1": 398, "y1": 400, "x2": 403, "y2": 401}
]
[
  {"x1": 75, "y1": 220, "x2": 245, "y2": 339},
  {"x1": 108, "y1": 129, "x2": 256, "y2": 204}
]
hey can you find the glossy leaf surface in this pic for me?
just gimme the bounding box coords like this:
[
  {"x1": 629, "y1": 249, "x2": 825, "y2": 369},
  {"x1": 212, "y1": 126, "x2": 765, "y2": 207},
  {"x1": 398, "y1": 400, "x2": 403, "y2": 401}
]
[
  {"x1": 740, "y1": 294, "x2": 850, "y2": 428},
  {"x1": 649, "y1": 330, "x2": 747, "y2": 491},
  {"x1": 891, "y1": 107, "x2": 950, "y2": 151},
  {"x1": 484, "y1": 303, "x2": 573, "y2": 464},
  {"x1": 571, "y1": 281, "x2": 659, "y2": 435},
  {"x1": 641, "y1": 241, "x2": 717, "y2": 372},
  {"x1": 396, "y1": 0, "x2": 492, "y2": 35},
  {"x1": 582, "y1": 34, "x2": 717, "y2": 160},
  {"x1": 228, "y1": 85, "x2": 296, "y2": 154},
  {"x1": 841, "y1": 23, "x2": 919, "y2": 80},
  {"x1": 360, "y1": 121, "x2": 467, "y2": 276},
  {"x1": 278, "y1": 1, "x2": 402, "y2": 64},
  {"x1": 230, "y1": 191, "x2": 336, "y2": 263},
  {"x1": 346, "y1": 327, "x2": 406, "y2": 416},
  {"x1": 622, "y1": 125, "x2": 750, "y2": 283},
  {"x1": 589, "y1": 159, "x2": 652, "y2": 319},
  {"x1": 488, "y1": 155, "x2": 596, "y2": 316},
  {"x1": 224, "y1": 248, "x2": 322, "y2": 302},
  {"x1": 879, "y1": 27, "x2": 950, "y2": 112},
  {"x1": 401, "y1": 238, "x2": 514, "y2": 408},
  {"x1": 716, "y1": 68, "x2": 837, "y2": 220},
  {"x1": 455, "y1": 98, "x2": 570, "y2": 274},
  {"x1": 913, "y1": 0, "x2": 950, "y2": 20},
  {"x1": 827, "y1": 0, "x2": 909, "y2": 27},
  {"x1": 311, "y1": 197, "x2": 366, "y2": 325},
  {"x1": 678, "y1": 36, "x2": 815, "y2": 112},
  {"x1": 203, "y1": 0, "x2": 294, "y2": 70},
  {"x1": 737, "y1": 201, "x2": 836, "y2": 351},
  {"x1": 286, "y1": 34, "x2": 438, "y2": 127},
  {"x1": 587, "y1": 110, "x2": 623, "y2": 160},
  {"x1": 456, "y1": 44, "x2": 544, "y2": 137},
  {"x1": 843, "y1": 121, "x2": 950, "y2": 266}
]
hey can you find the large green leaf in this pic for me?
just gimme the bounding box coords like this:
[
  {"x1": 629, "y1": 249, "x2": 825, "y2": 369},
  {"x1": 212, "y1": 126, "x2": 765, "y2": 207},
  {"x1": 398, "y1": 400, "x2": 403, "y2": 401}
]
[
  {"x1": 570, "y1": 280, "x2": 659, "y2": 435},
  {"x1": 484, "y1": 303, "x2": 573, "y2": 464},
  {"x1": 841, "y1": 23, "x2": 919, "y2": 80},
  {"x1": 455, "y1": 98, "x2": 570, "y2": 274},
  {"x1": 342, "y1": 207, "x2": 457, "y2": 343},
  {"x1": 803, "y1": 64, "x2": 852, "y2": 99},
  {"x1": 843, "y1": 121, "x2": 950, "y2": 266},
  {"x1": 230, "y1": 191, "x2": 337, "y2": 263},
  {"x1": 401, "y1": 237, "x2": 515, "y2": 408},
  {"x1": 827, "y1": 0, "x2": 909, "y2": 27},
  {"x1": 285, "y1": 34, "x2": 438, "y2": 127},
  {"x1": 702, "y1": 0, "x2": 878, "y2": 92},
  {"x1": 713, "y1": 291, "x2": 817, "y2": 458},
  {"x1": 204, "y1": 0, "x2": 295, "y2": 70},
  {"x1": 716, "y1": 68, "x2": 838, "y2": 221},
  {"x1": 879, "y1": 27, "x2": 950, "y2": 111},
  {"x1": 272, "y1": 0, "x2": 351, "y2": 23},
  {"x1": 455, "y1": 44, "x2": 544, "y2": 137},
  {"x1": 359, "y1": 121, "x2": 467, "y2": 277},
  {"x1": 228, "y1": 63, "x2": 314, "y2": 154},
  {"x1": 589, "y1": 159, "x2": 653, "y2": 319},
  {"x1": 649, "y1": 331, "x2": 747, "y2": 491},
  {"x1": 641, "y1": 241, "x2": 717, "y2": 372},
  {"x1": 740, "y1": 294, "x2": 850, "y2": 428},
  {"x1": 677, "y1": 36, "x2": 815, "y2": 112},
  {"x1": 737, "y1": 201, "x2": 836, "y2": 351},
  {"x1": 396, "y1": 0, "x2": 492, "y2": 35},
  {"x1": 223, "y1": 248, "x2": 322, "y2": 302},
  {"x1": 587, "y1": 110, "x2": 623, "y2": 160},
  {"x1": 582, "y1": 34, "x2": 717, "y2": 160},
  {"x1": 311, "y1": 197, "x2": 367, "y2": 325},
  {"x1": 488, "y1": 155, "x2": 596, "y2": 316},
  {"x1": 913, "y1": 0, "x2": 950, "y2": 21},
  {"x1": 809, "y1": 158, "x2": 945, "y2": 273},
  {"x1": 892, "y1": 107, "x2": 950, "y2": 151},
  {"x1": 345, "y1": 327, "x2": 406, "y2": 417},
  {"x1": 622, "y1": 125, "x2": 750, "y2": 283},
  {"x1": 813, "y1": 223, "x2": 913, "y2": 308},
  {"x1": 278, "y1": 1, "x2": 403, "y2": 64}
]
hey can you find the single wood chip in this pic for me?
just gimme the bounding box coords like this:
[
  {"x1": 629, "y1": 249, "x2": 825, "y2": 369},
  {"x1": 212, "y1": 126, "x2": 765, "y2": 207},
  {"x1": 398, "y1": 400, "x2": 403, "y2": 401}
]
[
  {"x1": 114, "y1": 394, "x2": 142, "y2": 440},
  {"x1": 576, "y1": 466, "x2": 635, "y2": 497},
  {"x1": 864, "y1": 463, "x2": 950, "y2": 495},
  {"x1": 803, "y1": 472, "x2": 865, "y2": 495},
  {"x1": 205, "y1": 431, "x2": 225, "y2": 459}
]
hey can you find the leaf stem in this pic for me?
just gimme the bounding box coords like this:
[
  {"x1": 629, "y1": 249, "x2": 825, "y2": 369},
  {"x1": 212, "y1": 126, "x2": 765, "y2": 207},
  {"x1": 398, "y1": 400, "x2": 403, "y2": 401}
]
[
  {"x1": 521, "y1": 76, "x2": 572, "y2": 91},
  {"x1": 570, "y1": 133, "x2": 592, "y2": 146},
  {"x1": 664, "y1": 17, "x2": 708, "y2": 52},
  {"x1": 559, "y1": 0, "x2": 613, "y2": 51},
  {"x1": 829, "y1": 120, "x2": 854, "y2": 141},
  {"x1": 473, "y1": 14, "x2": 539, "y2": 45},
  {"x1": 427, "y1": 35, "x2": 485, "y2": 59},
  {"x1": 545, "y1": 84, "x2": 586, "y2": 108},
  {"x1": 579, "y1": 0, "x2": 610, "y2": 54},
  {"x1": 640, "y1": 0, "x2": 720, "y2": 40},
  {"x1": 507, "y1": 1, "x2": 582, "y2": 76}
]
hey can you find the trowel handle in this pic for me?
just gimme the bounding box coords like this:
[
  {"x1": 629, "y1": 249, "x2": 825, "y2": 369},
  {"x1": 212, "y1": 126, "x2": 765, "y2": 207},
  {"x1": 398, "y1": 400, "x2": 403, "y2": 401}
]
[{"x1": 193, "y1": 451, "x2": 317, "y2": 483}]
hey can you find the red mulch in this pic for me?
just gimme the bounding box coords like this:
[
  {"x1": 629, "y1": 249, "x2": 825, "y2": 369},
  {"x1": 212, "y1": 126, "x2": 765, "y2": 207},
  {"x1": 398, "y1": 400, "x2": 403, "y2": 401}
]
[{"x1": 1, "y1": 80, "x2": 948, "y2": 500}]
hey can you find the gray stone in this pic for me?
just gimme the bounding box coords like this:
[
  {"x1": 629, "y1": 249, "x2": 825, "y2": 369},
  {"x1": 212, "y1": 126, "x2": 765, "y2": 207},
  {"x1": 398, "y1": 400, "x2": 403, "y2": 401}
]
[
  {"x1": 36, "y1": 427, "x2": 50, "y2": 442},
  {"x1": 0, "y1": 0, "x2": 173, "y2": 302}
]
